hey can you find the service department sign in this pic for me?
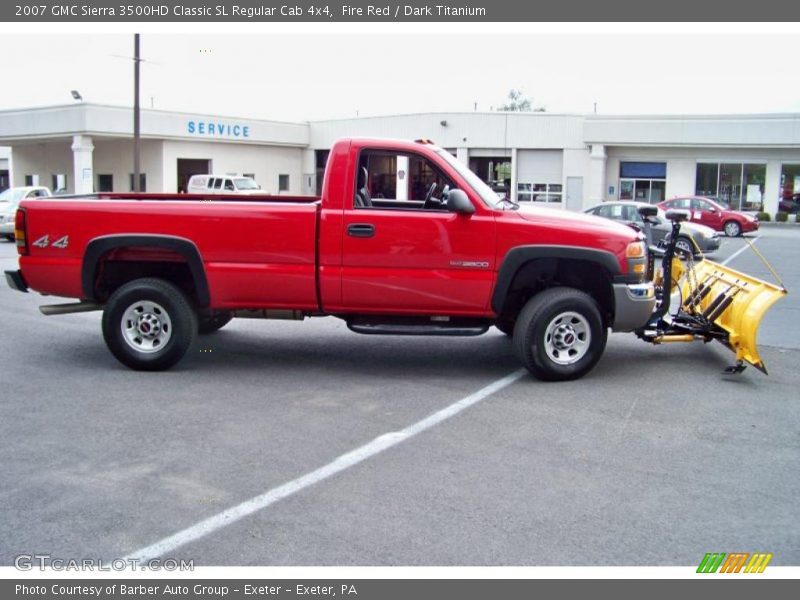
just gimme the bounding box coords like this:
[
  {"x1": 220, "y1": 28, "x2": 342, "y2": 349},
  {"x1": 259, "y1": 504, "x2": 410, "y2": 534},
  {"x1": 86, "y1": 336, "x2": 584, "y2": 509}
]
[{"x1": 187, "y1": 120, "x2": 250, "y2": 138}]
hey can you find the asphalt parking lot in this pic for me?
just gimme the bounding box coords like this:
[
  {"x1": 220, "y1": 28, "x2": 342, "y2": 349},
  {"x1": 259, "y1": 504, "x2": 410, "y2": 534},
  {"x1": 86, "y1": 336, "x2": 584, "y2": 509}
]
[{"x1": 1, "y1": 227, "x2": 798, "y2": 567}]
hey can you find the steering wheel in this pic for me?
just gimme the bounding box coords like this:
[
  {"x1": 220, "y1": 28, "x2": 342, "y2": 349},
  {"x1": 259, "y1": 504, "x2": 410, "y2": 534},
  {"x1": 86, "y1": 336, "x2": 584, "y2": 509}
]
[{"x1": 423, "y1": 182, "x2": 439, "y2": 210}]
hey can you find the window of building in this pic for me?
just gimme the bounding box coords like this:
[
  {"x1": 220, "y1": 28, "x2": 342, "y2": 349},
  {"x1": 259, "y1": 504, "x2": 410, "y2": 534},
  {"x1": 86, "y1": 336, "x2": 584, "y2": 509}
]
[
  {"x1": 780, "y1": 164, "x2": 800, "y2": 209},
  {"x1": 695, "y1": 162, "x2": 766, "y2": 210},
  {"x1": 278, "y1": 174, "x2": 290, "y2": 192},
  {"x1": 52, "y1": 174, "x2": 67, "y2": 193},
  {"x1": 517, "y1": 182, "x2": 562, "y2": 203},
  {"x1": 243, "y1": 173, "x2": 255, "y2": 180},
  {"x1": 618, "y1": 162, "x2": 666, "y2": 204},
  {"x1": 24, "y1": 174, "x2": 39, "y2": 186},
  {"x1": 97, "y1": 174, "x2": 113, "y2": 192},
  {"x1": 128, "y1": 173, "x2": 146, "y2": 192}
]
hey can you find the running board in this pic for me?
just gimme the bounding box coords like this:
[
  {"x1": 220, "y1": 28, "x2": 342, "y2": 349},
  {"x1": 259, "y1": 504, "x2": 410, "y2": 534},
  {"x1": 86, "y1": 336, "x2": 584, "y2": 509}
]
[{"x1": 347, "y1": 316, "x2": 490, "y2": 336}]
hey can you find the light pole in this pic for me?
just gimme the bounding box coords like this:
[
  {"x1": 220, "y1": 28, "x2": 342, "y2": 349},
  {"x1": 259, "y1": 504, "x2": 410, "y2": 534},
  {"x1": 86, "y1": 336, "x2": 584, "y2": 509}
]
[{"x1": 133, "y1": 33, "x2": 141, "y2": 193}]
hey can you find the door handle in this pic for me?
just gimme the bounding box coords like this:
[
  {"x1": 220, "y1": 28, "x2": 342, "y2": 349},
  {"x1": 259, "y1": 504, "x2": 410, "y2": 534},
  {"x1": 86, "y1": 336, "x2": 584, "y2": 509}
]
[{"x1": 347, "y1": 223, "x2": 375, "y2": 238}]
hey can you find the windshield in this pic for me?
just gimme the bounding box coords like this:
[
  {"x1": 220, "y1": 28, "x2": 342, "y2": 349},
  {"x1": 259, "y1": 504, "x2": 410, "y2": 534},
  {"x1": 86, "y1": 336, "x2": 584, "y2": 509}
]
[
  {"x1": 233, "y1": 178, "x2": 260, "y2": 190},
  {"x1": 0, "y1": 189, "x2": 27, "y2": 202},
  {"x1": 435, "y1": 149, "x2": 503, "y2": 209}
]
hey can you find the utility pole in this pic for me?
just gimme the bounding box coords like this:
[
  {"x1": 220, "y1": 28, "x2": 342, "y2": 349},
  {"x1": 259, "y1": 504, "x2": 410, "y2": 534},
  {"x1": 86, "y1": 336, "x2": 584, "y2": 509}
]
[{"x1": 133, "y1": 33, "x2": 141, "y2": 192}]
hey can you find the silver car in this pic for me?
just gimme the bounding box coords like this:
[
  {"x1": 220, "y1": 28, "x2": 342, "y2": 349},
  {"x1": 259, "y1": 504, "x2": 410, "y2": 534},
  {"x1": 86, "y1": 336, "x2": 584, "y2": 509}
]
[
  {"x1": 585, "y1": 201, "x2": 721, "y2": 256},
  {"x1": 0, "y1": 186, "x2": 52, "y2": 240}
]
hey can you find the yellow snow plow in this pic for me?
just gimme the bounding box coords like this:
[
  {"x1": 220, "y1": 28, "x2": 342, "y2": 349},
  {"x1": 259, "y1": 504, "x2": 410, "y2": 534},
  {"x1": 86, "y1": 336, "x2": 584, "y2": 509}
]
[{"x1": 635, "y1": 207, "x2": 787, "y2": 374}]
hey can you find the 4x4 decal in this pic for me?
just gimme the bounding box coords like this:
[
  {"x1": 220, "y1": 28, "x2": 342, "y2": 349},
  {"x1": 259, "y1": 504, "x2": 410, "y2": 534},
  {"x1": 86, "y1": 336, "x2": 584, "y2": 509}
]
[{"x1": 31, "y1": 234, "x2": 69, "y2": 249}]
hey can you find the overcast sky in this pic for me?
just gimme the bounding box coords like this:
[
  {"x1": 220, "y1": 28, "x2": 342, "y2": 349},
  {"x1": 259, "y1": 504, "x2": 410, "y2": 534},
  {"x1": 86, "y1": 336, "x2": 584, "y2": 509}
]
[{"x1": 1, "y1": 33, "x2": 798, "y2": 121}]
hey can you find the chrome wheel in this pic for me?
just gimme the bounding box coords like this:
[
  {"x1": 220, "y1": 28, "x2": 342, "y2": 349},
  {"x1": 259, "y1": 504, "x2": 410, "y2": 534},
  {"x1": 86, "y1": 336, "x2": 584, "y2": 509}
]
[
  {"x1": 121, "y1": 300, "x2": 172, "y2": 353},
  {"x1": 543, "y1": 311, "x2": 591, "y2": 365},
  {"x1": 675, "y1": 238, "x2": 693, "y2": 256},
  {"x1": 724, "y1": 221, "x2": 741, "y2": 237}
]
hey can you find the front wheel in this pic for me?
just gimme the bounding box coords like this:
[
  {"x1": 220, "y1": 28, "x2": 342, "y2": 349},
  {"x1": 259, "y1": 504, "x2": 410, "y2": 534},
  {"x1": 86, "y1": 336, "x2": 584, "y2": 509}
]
[
  {"x1": 723, "y1": 220, "x2": 741, "y2": 237},
  {"x1": 513, "y1": 287, "x2": 607, "y2": 381},
  {"x1": 102, "y1": 278, "x2": 197, "y2": 371}
]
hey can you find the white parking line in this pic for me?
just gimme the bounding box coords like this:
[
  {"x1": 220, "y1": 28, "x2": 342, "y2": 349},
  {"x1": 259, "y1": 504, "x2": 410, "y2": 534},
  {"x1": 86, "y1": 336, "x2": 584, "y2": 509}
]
[
  {"x1": 123, "y1": 368, "x2": 527, "y2": 562},
  {"x1": 722, "y1": 235, "x2": 760, "y2": 266}
]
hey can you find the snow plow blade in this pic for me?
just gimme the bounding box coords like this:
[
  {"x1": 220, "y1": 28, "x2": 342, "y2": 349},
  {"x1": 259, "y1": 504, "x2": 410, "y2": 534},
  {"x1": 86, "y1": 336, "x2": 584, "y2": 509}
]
[{"x1": 678, "y1": 259, "x2": 787, "y2": 373}]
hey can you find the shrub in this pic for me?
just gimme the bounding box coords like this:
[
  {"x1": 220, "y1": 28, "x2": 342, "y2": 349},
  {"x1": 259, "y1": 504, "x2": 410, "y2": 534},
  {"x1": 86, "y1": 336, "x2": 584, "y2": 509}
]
[
  {"x1": 775, "y1": 211, "x2": 789, "y2": 222},
  {"x1": 756, "y1": 211, "x2": 771, "y2": 222}
]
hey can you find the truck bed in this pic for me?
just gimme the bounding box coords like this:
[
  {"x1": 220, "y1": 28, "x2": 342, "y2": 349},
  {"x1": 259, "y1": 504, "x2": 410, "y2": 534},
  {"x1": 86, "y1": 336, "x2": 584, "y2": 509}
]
[{"x1": 19, "y1": 195, "x2": 322, "y2": 309}]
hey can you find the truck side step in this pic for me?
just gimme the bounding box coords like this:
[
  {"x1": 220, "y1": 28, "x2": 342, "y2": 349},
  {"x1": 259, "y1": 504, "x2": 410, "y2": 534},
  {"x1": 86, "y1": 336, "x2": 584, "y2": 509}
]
[{"x1": 346, "y1": 316, "x2": 490, "y2": 336}]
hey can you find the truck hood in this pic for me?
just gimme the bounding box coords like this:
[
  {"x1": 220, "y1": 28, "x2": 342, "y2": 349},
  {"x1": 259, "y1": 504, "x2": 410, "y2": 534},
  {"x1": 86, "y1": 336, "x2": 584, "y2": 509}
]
[{"x1": 514, "y1": 203, "x2": 640, "y2": 241}]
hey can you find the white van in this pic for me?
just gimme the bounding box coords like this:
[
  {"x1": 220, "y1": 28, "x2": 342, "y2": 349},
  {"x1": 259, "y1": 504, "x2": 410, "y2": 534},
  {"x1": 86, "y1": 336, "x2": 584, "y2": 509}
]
[{"x1": 186, "y1": 175, "x2": 262, "y2": 195}]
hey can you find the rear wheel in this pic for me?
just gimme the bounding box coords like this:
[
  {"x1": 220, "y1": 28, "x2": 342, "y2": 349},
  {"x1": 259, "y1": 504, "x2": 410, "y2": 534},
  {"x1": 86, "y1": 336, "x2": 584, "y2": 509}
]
[
  {"x1": 198, "y1": 312, "x2": 233, "y2": 334},
  {"x1": 513, "y1": 287, "x2": 607, "y2": 381},
  {"x1": 723, "y1": 220, "x2": 741, "y2": 237},
  {"x1": 102, "y1": 278, "x2": 197, "y2": 371}
]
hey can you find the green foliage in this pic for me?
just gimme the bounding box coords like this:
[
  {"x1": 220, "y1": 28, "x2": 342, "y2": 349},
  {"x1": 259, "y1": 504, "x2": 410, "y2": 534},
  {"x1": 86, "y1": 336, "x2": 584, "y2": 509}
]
[
  {"x1": 756, "y1": 211, "x2": 771, "y2": 222},
  {"x1": 775, "y1": 211, "x2": 788, "y2": 222}
]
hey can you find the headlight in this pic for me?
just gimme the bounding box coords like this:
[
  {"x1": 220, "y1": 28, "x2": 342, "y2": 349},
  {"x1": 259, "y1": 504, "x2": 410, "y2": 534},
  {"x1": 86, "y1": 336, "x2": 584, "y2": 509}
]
[{"x1": 625, "y1": 241, "x2": 646, "y2": 258}]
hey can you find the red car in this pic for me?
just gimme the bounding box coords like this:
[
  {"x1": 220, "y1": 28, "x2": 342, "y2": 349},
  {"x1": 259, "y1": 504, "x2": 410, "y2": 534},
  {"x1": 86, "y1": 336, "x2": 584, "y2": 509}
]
[{"x1": 658, "y1": 196, "x2": 759, "y2": 237}]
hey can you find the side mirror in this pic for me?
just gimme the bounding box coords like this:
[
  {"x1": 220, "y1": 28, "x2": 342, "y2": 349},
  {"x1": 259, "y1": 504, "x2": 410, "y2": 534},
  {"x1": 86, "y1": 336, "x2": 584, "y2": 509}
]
[{"x1": 446, "y1": 189, "x2": 475, "y2": 214}]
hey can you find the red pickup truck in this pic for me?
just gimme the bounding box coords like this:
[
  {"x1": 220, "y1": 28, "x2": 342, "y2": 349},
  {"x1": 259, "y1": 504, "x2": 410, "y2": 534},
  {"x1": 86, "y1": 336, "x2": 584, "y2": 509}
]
[{"x1": 5, "y1": 138, "x2": 655, "y2": 381}]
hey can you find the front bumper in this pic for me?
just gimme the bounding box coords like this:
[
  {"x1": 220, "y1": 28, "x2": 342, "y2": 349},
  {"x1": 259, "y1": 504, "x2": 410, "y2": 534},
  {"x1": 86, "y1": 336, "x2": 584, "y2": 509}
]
[
  {"x1": 743, "y1": 220, "x2": 760, "y2": 233},
  {"x1": 702, "y1": 235, "x2": 721, "y2": 253},
  {"x1": 5, "y1": 269, "x2": 28, "y2": 293},
  {"x1": 612, "y1": 282, "x2": 656, "y2": 332}
]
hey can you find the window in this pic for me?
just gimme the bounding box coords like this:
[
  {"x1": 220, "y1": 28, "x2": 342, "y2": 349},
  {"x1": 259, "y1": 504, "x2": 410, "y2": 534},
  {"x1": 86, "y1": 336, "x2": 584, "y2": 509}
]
[
  {"x1": 224, "y1": 179, "x2": 235, "y2": 191},
  {"x1": 243, "y1": 173, "x2": 255, "y2": 180},
  {"x1": 695, "y1": 162, "x2": 766, "y2": 210},
  {"x1": 97, "y1": 174, "x2": 113, "y2": 192},
  {"x1": 52, "y1": 174, "x2": 67, "y2": 193},
  {"x1": 212, "y1": 178, "x2": 222, "y2": 190},
  {"x1": 128, "y1": 173, "x2": 146, "y2": 192},
  {"x1": 24, "y1": 175, "x2": 35, "y2": 186},
  {"x1": 278, "y1": 174, "x2": 290, "y2": 192},
  {"x1": 518, "y1": 182, "x2": 562, "y2": 203},
  {"x1": 780, "y1": 164, "x2": 800, "y2": 207},
  {"x1": 619, "y1": 161, "x2": 666, "y2": 204},
  {"x1": 355, "y1": 150, "x2": 454, "y2": 209}
]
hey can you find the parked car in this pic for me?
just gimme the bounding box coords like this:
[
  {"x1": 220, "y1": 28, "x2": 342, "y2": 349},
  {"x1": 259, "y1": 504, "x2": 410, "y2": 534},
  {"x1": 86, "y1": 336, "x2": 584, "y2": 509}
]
[
  {"x1": 584, "y1": 201, "x2": 721, "y2": 256},
  {"x1": 186, "y1": 175, "x2": 262, "y2": 195},
  {"x1": 778, "y1": 194, "x2": 800, "y2": 214},
  {"x1": 658, "y1": 196, "x2": 758, "y2": 237},
  {"x1": 0, "y1": 186, "x2": 52, "y2": 240}
]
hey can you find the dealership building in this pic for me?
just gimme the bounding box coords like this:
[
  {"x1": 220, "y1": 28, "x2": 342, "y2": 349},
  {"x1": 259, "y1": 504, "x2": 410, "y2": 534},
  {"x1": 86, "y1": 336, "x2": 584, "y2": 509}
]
[{"x1": 0, "y1": 103, "x2": 799, "y2": 215}]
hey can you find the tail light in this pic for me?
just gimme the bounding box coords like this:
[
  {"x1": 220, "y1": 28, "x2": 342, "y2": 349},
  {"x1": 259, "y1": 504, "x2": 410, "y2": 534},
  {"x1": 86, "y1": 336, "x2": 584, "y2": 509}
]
[{"x1": 15, "y1": 208, "x2": 28, "y2": 255}]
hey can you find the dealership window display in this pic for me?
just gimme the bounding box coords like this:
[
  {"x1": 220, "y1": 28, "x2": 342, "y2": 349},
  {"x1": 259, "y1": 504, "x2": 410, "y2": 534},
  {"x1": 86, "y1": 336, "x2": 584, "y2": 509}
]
[
  {"x1": 695, "y1": 162, "x2": 766, "y2": 210},
  {"x1": 618, "y1": 162, "x2": 666, "y2": 204}
]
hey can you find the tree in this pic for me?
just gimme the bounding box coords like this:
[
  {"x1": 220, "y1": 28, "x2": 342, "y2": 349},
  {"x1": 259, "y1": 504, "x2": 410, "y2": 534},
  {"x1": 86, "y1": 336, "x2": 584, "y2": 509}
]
[{"x1": 497, "y1": 89, "x2": 545, "y2": 112}]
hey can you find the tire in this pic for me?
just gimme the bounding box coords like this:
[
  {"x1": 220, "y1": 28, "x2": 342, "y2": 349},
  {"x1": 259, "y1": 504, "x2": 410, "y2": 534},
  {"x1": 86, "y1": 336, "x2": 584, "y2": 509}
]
[
  {"x1": 2, "y1": 235, "x2": 13, "y2": 242},
  {"x1": 513, "y1": 287, "x2": 607, "y2": 382},
  {"x1": 198, "y1": 312, "x2": 233, "y2": 335},
  {"x1": 102, "y1": 278, "x2": 197, "y2": 371},
  {"x1": 723, "y1": 220, "x2": 741, "y2": 237},
  {"x1": 675, "y1": 236, "x2": 694, "y2": 257}
]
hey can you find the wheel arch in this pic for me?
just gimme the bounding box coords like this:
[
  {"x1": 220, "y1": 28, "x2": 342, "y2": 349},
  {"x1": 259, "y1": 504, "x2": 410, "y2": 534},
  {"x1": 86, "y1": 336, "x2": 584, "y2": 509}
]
[
  {"x1": 81, "y1": 235, "x2": 210, "y2": 307},
  {"x1": 492, "y1": 246, "x2": 621, "y2": 327}
]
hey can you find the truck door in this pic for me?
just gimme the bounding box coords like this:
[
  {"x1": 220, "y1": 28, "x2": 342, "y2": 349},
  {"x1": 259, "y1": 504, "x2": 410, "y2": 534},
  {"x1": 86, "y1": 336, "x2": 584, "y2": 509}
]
[{"x1": 340, "y1": 149, "x2": 496, "y2": 314}]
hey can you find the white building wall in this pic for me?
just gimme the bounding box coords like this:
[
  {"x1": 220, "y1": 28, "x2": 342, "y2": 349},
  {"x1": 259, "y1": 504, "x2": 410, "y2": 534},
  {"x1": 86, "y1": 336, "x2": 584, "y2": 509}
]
[
  {"x1": 10, "y1": 141, "x2": 73, "y2": 190},
  {"x1": 92, "y1": 139, "x2": 164, "y2": 192},
  {"x1": 161, "y1": 140, "x2": 304, "y2": 194}
]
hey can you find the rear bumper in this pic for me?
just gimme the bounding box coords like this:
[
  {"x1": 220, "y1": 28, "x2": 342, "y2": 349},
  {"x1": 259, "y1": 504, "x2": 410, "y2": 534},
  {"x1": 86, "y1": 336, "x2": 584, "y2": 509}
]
[
  {"x1": 4, "y1": 269, "x2": 28, "y2": 293},
  {"x1": 702, "y1": 236, "x2": 721, "y2": 253},
  {"x1": 612, "y1": 282, "x2": 655, "y2": 332},
  {"x1": 0, "y1": 222, "x2": 14, "y2": 236}
]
